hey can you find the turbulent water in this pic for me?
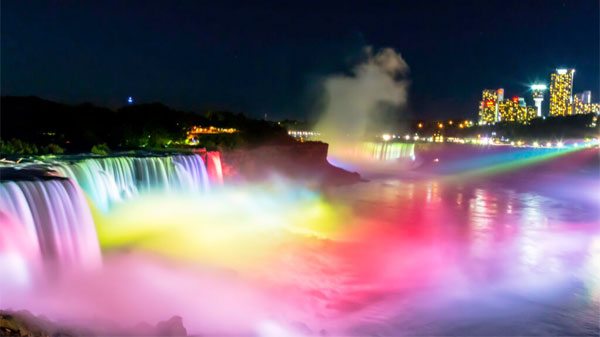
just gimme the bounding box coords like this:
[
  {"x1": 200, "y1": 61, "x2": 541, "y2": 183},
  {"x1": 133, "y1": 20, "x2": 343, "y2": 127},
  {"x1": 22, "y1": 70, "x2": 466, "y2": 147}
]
[{"x1": 0, "y1": 147, "x2": 598, "y2": 336}]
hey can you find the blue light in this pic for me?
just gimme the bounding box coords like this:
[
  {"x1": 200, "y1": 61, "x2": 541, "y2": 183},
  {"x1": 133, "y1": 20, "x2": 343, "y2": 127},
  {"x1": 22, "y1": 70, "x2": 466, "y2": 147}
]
[{"x1": 127, "y1": 97, "x2": 133, "y2": 104}]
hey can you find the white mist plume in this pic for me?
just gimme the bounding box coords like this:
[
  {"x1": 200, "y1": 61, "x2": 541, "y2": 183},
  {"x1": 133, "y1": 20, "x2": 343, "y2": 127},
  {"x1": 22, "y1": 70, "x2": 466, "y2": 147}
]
[{"x1": 315, "y1": 47, "x2": 410, "y2": 144}]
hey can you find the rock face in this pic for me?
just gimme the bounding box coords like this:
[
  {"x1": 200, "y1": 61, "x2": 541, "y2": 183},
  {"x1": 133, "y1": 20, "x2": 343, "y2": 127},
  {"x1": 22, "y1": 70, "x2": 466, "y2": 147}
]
[
  {"x1": 222, "y1": 141, "x2": 362, "y2": 186},
  {"x1": 155, "y1": 316, "x2": 187, "y2": 336},
  {"x1": 0, "y1": 310, "x2": 188, "y2": 337},
  {"x1": 0, "y1": 310, "x2": 92, "y2": 337}
]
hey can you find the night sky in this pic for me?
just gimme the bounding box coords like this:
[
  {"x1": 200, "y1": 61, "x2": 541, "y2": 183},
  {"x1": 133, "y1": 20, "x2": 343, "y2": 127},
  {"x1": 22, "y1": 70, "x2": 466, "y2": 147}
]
[{"x1": 2, "y1": 0, "x2": 598, "y2": 120}]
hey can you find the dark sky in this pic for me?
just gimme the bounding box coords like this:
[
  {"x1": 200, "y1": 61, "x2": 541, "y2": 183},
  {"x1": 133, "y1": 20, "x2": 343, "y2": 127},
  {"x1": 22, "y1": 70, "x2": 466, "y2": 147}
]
[{"x1": 2, "y1": 0, "x2": 598, "y2": 120}]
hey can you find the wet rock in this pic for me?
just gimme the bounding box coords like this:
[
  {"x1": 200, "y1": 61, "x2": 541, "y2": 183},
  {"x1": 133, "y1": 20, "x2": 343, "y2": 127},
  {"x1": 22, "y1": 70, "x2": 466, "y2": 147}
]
[
  {"x1": 155, "y1": 316, "x2": 187, "y2": 336},
  {"x1": 0, "y1": 310, "x2": 90, "y2": 337}
]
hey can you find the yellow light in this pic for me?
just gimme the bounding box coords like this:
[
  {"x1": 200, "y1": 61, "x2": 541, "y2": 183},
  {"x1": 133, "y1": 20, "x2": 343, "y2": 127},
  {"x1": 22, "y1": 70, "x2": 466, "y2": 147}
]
[
  {"x1": 418, "y1": 123, "x2": 423, "y2": 128},
  {"x1": 448, "y1": 121, "x2": 453, "y2": 125},
  {"x1": 438, "y1": 123, "x2": 443, "y2": 128}
]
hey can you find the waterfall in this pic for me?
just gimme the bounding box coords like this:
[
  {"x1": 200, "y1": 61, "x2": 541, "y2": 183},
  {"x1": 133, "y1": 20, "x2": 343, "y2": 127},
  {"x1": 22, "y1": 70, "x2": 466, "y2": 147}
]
[
  {"x1": 206, "y1": 151, "x2": 224, "y2": 184},
  {"x1": 53, "y1": 154, "x2": 214, "y2": 212},
  {"x1": 172, "y1": 154, "x2": 210, "y2": 192},
  {"x1": 359, "y1": 142, "x2": 415, "y2": 161},
  {"x1": 0, "y1": 152, "x2": 224, "y2": 291},
  {"x1": 0, "y1": 177, "x2": 101, "y2": 287}
]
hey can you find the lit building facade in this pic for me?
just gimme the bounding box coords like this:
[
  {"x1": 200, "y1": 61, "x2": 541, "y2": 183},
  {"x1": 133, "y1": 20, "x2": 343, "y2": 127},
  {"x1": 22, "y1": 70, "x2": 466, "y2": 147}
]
[
  {"x1": 549, "y1": 68, "x2": 575, "y2": 116},
  {"x1": 570, "y1": 90, "x2": 600, "y2": 114},
  {"x1": 478, "y1": 89, "x2": 503, "y2": 124},
  {"x1": 498, "y1": 97, "x2": 534, "y2": 122}
]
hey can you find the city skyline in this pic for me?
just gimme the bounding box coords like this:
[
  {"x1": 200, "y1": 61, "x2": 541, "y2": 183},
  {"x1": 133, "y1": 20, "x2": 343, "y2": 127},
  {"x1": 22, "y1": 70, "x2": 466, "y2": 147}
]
[
  {"x1": 478, "y1": 67, "x2": 599, "y2": 124},
  {"x1": 2, "y1": 0, "x2": 598, "y2": 120}
]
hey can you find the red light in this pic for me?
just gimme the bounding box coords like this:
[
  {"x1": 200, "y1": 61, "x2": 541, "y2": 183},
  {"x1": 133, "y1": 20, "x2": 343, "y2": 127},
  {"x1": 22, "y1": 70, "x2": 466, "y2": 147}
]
[
  {"x1": 512, "y1": 97, "x2": 519, "y2": 102},
  {"x1": 486, "y1": 101, "x2": 494, "y2": 107}
]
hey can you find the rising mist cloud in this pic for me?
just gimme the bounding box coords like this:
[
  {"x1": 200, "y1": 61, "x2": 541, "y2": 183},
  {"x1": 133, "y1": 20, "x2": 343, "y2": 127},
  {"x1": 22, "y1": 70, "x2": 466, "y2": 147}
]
[{"x1": 315, "y1": 47, "x2": 410, "y2": 145}]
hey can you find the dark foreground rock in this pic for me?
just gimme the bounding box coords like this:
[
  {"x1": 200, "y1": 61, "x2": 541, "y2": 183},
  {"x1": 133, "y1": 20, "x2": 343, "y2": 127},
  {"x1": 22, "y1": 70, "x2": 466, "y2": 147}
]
[
  {"x1": 0, "y1": 310, "x2": 92, "y2": 337},
  {"x1": 223, "y1": 141, "x2": 362, "y2": 186},
  {"x1": 0, "y1": 310, "x2": 187, "y2": 336}
]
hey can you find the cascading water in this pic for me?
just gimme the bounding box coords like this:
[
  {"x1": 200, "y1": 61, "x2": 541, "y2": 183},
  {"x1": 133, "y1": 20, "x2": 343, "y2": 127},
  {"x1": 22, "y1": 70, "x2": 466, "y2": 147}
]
[
  {"x1": 359, "y1": 142, "x2": 415, "y2": 161},
  {"x1": 0, "y1": 153, "x2": 223, "y2": 288},
  {"x1": 53, "y1": 153, "x2": 213, "y2": 212},
  {"x1": 206, "y1": 151, "x2": 224, "y2": 184},
  {"x1": 172, "y1": 154, "x2": 210, "y2": 192},
  {"x1": 0, "y1": 176, "x2": 101, "y2": 288}
]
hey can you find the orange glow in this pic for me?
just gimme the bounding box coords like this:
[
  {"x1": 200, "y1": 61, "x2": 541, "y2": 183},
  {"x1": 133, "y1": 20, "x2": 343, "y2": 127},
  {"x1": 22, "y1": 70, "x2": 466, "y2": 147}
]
[{"x1": 418, "y1": 123, "x2": 423, "y2": 128}]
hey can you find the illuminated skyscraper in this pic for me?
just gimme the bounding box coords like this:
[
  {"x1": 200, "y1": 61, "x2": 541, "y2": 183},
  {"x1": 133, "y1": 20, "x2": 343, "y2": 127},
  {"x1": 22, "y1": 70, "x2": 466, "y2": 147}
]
[
  {"x1": 497, "y1": 96, "x2": 535, "y2": 123},
  {"x1": 478, "y1": 88, "x2": 503, "y2": 124},
  {"x1": 549, "y1": 68, "x2": 575, "y2": 116},
  {"x1": 571, "y1": 90, "x2": 600, "y2": 114},
  {"x1": 531, "y1": 84, "x2": 546, "y2": 117}
]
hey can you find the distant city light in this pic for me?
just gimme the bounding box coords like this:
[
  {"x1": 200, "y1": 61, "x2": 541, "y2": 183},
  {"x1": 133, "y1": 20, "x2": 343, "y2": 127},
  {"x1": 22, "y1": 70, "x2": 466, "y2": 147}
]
[
  {"x1": 418, "y1": 123, "x2": 423, "y2": 128},
  {"x1": 556, "y1": 69, "x2": 567, "y2": 75},
  {"x1": 556, "y1": 141, "x2": 564, "y2": 148},
  {"x1": 127, "y1": 97, "x2": 133, "y2": 104},
  {"x1": 382, "y1": 134, "x2": 391, "y2": 141},
  {"x1": 531, "y1": 84, "x2": 547, "y2": 90}
]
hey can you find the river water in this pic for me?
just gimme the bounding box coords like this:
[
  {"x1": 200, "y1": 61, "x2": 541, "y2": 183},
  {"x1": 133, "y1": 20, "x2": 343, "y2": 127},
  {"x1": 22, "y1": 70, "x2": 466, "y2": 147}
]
[{"x1": 303, "y1": 149, "x2": 600, "y2": 336}]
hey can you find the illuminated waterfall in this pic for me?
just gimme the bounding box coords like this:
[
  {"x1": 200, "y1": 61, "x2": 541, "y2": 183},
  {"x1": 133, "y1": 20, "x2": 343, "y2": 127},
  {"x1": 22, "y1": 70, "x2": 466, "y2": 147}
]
[
  {"x1": 54, "y1": 154, "x2": 212, "y2": 211},
  {"x1": 359, "y1": 142, "x2": 415, "y2": 160},
  {"x1": 206, "y1": 151, "x2": 224, "y2": 184},
  {"x1": 0, "y1": 178, "x2": 101, "y2": 285}
]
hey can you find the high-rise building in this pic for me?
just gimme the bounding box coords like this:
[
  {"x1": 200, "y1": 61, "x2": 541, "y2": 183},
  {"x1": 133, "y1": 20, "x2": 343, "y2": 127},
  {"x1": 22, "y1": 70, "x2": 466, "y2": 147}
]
[
  {"x1": 571, "y1": 90, "x2": 600, "y2": 114},
  {"x1": 549, "y1": 68, "x2": 575, "y2": 116},
  {"x1": 495, "y1": 96, "x2": 536, "y2": 123},
  {"x1": 531, "y1": 84, "x2": 546, "y2": 117},
  {"x1": 478, "y1": 89, "x2": 501, "y2": 124}
]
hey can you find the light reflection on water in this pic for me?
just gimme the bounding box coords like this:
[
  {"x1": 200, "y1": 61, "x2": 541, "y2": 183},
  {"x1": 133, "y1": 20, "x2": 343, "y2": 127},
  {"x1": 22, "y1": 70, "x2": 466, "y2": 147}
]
[{"x1": 307, "y1": 171, "x2": 600, "y2": 336}]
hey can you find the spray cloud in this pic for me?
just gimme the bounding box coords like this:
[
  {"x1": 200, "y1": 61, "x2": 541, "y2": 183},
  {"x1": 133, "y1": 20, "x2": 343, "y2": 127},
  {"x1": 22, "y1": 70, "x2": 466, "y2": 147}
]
[{"x1": 315, "y1": 47, "x2": 410, "y2": 149}]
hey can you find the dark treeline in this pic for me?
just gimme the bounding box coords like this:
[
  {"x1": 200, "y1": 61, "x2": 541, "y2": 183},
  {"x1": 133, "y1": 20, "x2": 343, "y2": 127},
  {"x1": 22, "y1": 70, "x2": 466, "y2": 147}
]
[
  {"x1": 1, "y1": 96, "x2": 293, "y2": 155},
  {"x1": 407, "y1": 114, "x2": 598, "y2": 141},
  {"x1": 455, "y1": 115, "x2": 598, "y2": 141}
]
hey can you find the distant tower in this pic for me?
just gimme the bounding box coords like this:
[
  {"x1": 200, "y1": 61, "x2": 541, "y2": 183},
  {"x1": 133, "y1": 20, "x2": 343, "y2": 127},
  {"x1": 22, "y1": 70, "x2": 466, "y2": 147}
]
[
  {"x1": 549, "y1": 68, "x2": 575, "y2": 116},
  {"x1": 531, "y1": 84, "x2": 546, "y2": 117}
]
